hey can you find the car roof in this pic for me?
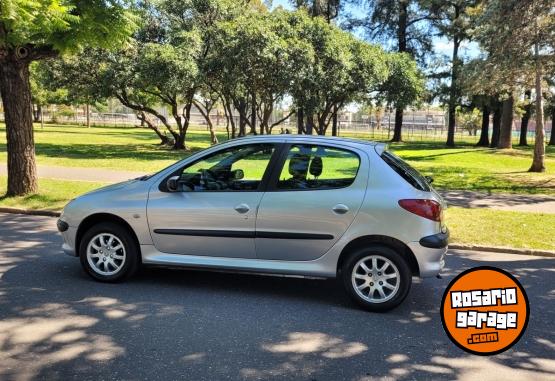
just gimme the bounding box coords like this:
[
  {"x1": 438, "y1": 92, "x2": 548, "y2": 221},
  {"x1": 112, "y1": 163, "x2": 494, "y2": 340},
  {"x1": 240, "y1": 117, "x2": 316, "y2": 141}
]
[{"x1": 230, "y1": 134, "x2": 387, "y2": 153}]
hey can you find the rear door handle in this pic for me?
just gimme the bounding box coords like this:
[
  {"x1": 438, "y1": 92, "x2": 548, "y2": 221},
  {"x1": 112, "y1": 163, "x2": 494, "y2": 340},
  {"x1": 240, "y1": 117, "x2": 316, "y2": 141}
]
[
  {"x1": 332, "y1": 204, "x2": 349, "y2": 214},
  {"x1": 234, "y1": 203, "x2": 250, "y2": 214}
]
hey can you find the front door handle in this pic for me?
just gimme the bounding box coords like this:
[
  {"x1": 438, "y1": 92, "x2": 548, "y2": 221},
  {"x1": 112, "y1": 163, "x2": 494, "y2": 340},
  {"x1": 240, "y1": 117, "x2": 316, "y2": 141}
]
[
  {"x1": 234, "y1": 203, "x2": 250, "y2": 214},
  {"x1": 332, "y1": 204, "x2": 349, "y2": 214}
]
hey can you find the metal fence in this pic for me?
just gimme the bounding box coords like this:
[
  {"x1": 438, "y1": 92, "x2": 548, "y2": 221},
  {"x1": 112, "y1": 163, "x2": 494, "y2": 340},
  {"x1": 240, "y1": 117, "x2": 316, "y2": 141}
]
[{"x1": 1, "y1": 108, "x2": 553, "y2": 143}]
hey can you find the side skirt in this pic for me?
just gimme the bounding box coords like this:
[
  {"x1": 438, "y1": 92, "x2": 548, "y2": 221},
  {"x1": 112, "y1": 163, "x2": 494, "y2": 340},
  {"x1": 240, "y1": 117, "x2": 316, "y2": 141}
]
[{"x1": 140, "y1": 244, "x2": 337, "y2": 278}]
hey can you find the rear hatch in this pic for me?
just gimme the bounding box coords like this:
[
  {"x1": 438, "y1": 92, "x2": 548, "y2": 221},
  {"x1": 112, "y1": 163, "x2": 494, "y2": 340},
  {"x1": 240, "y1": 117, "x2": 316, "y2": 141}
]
[{"x1": 378, "y1": 148, "x2": 447, "y2": 228}]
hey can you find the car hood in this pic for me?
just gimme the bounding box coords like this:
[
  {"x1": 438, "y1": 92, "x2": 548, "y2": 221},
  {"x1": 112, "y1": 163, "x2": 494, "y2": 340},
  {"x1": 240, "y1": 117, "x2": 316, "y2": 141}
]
[{"x1": 80, "y1": 179, "x2": 138, "y2": 197}]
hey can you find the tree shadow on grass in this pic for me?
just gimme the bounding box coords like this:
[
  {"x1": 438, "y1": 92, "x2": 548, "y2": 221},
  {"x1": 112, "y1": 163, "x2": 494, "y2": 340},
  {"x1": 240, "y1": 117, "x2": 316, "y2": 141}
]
[{"x1": 1, "y1": 214, "x2": 554, "y2": 380}]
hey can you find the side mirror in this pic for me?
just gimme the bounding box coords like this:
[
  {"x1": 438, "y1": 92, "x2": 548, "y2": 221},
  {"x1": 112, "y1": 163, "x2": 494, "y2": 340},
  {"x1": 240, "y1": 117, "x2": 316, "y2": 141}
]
[
  {"x1": 425, "y1": 176, "x2": 434, "y2": 184},
  {"x1": 166, "y1": 175, "x2": 180, "y2": 192},
  {"x1": 231, "y1": 169, "x2": 244, "y2": 180}
]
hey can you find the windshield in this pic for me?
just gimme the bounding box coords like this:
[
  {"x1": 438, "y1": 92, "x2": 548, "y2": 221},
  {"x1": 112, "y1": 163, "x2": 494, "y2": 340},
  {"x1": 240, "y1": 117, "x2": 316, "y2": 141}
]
[{"x1": 381, "y1": 151, "x2": 431, "y2": 192}]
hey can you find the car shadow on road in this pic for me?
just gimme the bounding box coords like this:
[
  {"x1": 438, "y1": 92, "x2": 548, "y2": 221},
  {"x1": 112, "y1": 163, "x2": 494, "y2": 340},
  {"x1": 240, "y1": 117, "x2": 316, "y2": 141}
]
[{"x1": 1, "y1": 217, "x2": 554, "y2": 381}]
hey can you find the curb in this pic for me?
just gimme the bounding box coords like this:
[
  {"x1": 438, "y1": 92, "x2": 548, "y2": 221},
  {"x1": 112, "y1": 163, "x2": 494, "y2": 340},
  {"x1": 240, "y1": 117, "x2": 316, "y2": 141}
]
[
  {"x1": 0, "y1": 208, "x2": 554, "y2": 257},
  {"x1": 0, "y1": 207, "x2": 61, "y2": 217},
  {"x1": 450, "y1": 244, "x2": 555, "y2": 258}
]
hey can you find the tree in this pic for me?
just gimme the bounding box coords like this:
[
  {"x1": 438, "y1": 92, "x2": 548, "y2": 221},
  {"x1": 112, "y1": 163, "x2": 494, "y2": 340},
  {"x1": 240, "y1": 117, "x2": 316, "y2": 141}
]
[
  {"x1": 0, "y1": 0, "x2": 136, "y2": 196},
  {"x1": 288, "y1": 14, "x2": 392, "y2": 135},
  {"x1": 456, "y1": 107, "x2": 481, "y2": 135},
  {"x1": 349, "y1": 0, "x2": 432, "y2": 141},
  {"x1": 209, "y1": 9, "x2": 311, "y2": 136},
  {"x1": 475, "y1": 0, "x2": 555, "y2": 170},
  {"x1": 425, "y1": 0, "x2": 477, "y2": 147},
  {"x1": 292, "y1": 0, "x2": 340, "y2": 21},
  {"x1": 35, "y1": 54, "x2": 110, "y2": 128},
  {"x1": 377, "y1": 52, "x2": 425, "y2": 127},
  {"x1": 29, "y1": 62, "x2": 69, "y2": 128}
]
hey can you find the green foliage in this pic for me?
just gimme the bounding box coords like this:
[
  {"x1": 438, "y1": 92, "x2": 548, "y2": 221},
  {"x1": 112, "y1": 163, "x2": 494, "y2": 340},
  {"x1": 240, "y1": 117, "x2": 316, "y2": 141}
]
[
  {"x1": 347, "y1": 0, "x2": 433, "y2": 62},
  {"x1": 455, "y1": 107, "x2": 481, "y2": 135},
  {"x1": 378, "y1": 52, "x2": 424, "y2": 108},
  {"x1": 30, "y1": 61, "x2": 68, "y2": 106},
  {"x1": 38, "y1": 1, "x2": 422, "y2": 141},
  {"x1": 0, "y1": 0, "x2": 137, "y2": 53}
]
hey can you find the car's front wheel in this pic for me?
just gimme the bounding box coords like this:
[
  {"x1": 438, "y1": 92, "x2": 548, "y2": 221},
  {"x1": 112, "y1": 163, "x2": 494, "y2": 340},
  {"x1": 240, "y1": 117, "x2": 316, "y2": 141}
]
[
  {"x1": 79, "y1": 222, "x2": 139, "y2": 282},
  {"x1": 341, "y1": 245, "x2": 412, "y2": 312}
]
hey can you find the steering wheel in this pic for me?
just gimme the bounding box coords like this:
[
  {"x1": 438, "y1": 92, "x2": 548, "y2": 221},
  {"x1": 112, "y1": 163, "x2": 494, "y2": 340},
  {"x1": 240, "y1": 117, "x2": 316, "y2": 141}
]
[{"x1": 198, "y1": 168, "x2": 217, "y2": 189}]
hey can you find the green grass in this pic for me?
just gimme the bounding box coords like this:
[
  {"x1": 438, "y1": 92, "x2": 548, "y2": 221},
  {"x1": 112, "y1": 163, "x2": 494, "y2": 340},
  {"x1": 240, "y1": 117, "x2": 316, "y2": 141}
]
[
  {"x1": 0, "y1": 176, "x2": 106, "y2": 211},
  {"x1": 0, "y1": 124, "x2": 228, "y2": 172},
  {"x1": 1, "y1": 123, "x2": 552, "y2": 194},
  {"x1": 446, "y1": 207, "x2": 555, "y2": 251},
  {"x1": 341, "y1": 131, "x2": 555, "y2": 195}
]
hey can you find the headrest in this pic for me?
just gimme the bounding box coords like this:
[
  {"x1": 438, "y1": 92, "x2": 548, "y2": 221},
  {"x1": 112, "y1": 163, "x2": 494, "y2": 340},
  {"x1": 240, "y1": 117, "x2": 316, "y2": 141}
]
[
  {"x1": 288, "y1": 153, "x2": 310, "y2": 178},
  {"x1": 309, "y1": 156, "x2": 323, "y2": 177}
]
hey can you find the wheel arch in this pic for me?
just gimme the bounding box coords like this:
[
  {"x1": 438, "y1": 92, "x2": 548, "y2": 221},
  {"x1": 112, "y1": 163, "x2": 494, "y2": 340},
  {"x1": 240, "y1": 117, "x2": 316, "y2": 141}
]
[
  {"x1": 337, "y1": 235, "x2": 419, "y2": 276},
  {"x1": 76, "y1": 213, "x2": 141, "y2": 258}
]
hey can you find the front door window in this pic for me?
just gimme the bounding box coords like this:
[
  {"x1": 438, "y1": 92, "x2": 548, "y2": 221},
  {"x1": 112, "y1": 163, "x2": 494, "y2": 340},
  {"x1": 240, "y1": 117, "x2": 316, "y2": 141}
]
[{"x1": 176, "y1": 144, "x2": 276, "y2": 192}]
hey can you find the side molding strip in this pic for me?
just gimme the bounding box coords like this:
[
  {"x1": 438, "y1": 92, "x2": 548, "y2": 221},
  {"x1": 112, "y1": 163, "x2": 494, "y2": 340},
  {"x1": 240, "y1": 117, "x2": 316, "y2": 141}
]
[{"x1": 153, "y1": 229, "x2": 333, "y2": 240}]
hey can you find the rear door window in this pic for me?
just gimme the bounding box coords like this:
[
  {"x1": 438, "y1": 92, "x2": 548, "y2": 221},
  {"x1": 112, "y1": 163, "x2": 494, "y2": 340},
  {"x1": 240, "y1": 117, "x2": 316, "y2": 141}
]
[{"x1": 276, "y1": 144, "x2": 360, "y2": 190}]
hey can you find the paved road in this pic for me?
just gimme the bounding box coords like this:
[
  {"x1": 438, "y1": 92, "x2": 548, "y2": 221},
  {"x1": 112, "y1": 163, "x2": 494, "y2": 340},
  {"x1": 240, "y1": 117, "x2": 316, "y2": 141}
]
[{"x1": 0, "y1": 213, "x2": 554, "y2": 381}]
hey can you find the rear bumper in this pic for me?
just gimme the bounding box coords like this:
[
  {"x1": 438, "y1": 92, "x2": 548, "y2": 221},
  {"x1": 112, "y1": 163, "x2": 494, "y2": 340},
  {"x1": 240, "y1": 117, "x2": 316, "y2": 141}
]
[
  {"x1": 419, "y1": 229, "x2": 449, "y2": 249},
  {"x1": 408, "y1": 229, "x2": 449, "y2": 278}
]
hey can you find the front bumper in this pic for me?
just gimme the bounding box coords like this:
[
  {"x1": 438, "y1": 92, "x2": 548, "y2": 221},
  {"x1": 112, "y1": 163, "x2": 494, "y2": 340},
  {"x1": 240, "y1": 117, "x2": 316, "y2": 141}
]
[{"x1": 58, "y1": 218, "x2": 78, "y2": 257}]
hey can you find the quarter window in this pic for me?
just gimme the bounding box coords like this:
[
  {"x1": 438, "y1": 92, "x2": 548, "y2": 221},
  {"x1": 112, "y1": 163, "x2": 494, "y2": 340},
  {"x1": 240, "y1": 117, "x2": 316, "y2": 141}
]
[{"x1": 276, "y1": 144, "x2": 360, "y2": 190}]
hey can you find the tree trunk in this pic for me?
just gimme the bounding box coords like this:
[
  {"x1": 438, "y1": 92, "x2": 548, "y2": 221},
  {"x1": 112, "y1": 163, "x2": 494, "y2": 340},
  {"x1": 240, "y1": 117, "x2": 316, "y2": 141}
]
[
  {"x1": 33, "y1": 104, "x2": 41, "y2": 123},
  {"x1": 529, "y1": 37, "x2": 545, "y2": 172},
  {"x1": 224, "y1": 100, "x2": 236, "y2": 139},
  {"x1": 549, "y1": 107, "x2": 555, "y2": 146},
  {"x1": 490, "y1": 102, "x2": 502, "y2": 148},
  {"x1": 390, "y1": 1, "x2": 408, "y2": 143},
  {"x1": 207, "y1": 119, "x2": 218, "y2": 145},
  {"x1": 85, "y1": 103, "x2": 90, "y2": 128},
  {"x1": 476, "y1": 105, "x2": 490, "y2": 147},
  {"x1": 40, "y1": 105, "x2": 44, "y2": 129},
  {"x1": 446, "y1": 35, "x2": 460, "y2": 147},
  {"x1": 179, "y1": 101, "x2": 192, "y2": 150},
  {"x1": 0, "y1": 59, "x2": 38, "y2": 196},
  {"x1": 238, "y1": 99, "x2": 246, "y2": 137},
  {"x1": 305, "y1": 112, "x2": 314, "y2": 135},
  {"x1": 250, "y1": 92, "x2": 257, "y2": 135},
  {"x1": 391, "y1": 108, "x2": 403, "y2": 142},
  {"x1": 331, "y1": 106, "x2": 338, "y2": 136},
  {"x1": 519, "y1": 90, "x2": 532, "y2": 146},
  {"x1": 497, "y1": 95, "x2": 514, "y2": 149},
  {"x1": 398, "y1": 1, "x2": 408, "y2": 52},
  {"x1": 376, "y1": 110, "x2": 382, "y2": 130},
  {"x1": 297, "y1": 107, "x2": 304, "y2": 134},
  {"x1": 137, "y1": 112, "x2": 170, "y2": 146}
]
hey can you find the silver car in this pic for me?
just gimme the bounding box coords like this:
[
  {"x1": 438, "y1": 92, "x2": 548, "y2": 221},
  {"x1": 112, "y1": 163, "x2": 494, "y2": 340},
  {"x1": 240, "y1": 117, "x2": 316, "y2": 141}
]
[{"x1": 58, "y1": 135, "x2": 448, "y2": 311}]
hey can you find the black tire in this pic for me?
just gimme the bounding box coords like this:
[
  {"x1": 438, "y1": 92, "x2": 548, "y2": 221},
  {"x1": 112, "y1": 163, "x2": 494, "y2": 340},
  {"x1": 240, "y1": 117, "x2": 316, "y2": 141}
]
[
  {"x1": 341, "y1": 245, "x2": 412, "y2": 312},
  {"x1": 79, "y1": 222, "x2": 140, "y2": 282}
]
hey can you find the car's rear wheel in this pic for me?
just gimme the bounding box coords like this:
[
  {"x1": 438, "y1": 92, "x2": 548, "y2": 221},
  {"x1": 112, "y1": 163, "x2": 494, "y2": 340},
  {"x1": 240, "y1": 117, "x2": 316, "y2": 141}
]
[
  {"x1": 341, "y1": 245, "x2": 411, "y2": 312},
  {"x1": 79, "y1": 222, "x2": 139, "y2": 282}
]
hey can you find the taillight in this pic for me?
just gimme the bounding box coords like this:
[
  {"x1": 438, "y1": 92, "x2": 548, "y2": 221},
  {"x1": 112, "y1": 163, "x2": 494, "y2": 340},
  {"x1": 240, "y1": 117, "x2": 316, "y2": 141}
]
[{"x1": 398, "y1": 199, "x2": 441, "y2": 221}]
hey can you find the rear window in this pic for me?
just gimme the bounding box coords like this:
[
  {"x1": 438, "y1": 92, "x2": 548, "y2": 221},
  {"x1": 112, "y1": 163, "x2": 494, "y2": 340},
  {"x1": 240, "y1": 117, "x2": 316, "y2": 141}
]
[{"x1": 381, "y1": 151, "x2": 430, "y2": 192}]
